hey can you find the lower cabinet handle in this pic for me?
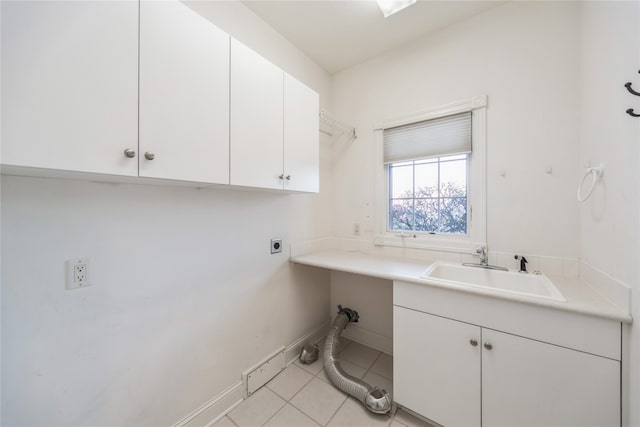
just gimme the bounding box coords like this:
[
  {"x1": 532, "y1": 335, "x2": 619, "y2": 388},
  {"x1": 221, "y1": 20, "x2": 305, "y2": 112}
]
[
  {"x1": 469, "y1": 339, "x2": 478, "y2": 347},
  {"x1": 484, "y1": 342, "x2": 493, "y2": 350},
  {"x1": 123, "y1": 149, "x2": 136, "y2": 158},
  {"x1": 144, "y1": 152, "x2": 155, "y2": 161}
]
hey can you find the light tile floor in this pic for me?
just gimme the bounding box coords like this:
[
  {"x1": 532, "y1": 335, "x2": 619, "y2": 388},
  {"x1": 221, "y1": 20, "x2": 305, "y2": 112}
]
[{"x1": 214, "y1": 339, "x2": 433, "y2": 427}]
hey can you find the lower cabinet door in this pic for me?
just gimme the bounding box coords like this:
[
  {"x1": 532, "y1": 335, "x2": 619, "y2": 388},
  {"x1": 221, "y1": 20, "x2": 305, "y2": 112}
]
[
  {"x1": 482, "y1": 328, "x2": 620, "y2": 427},
  {"x1": 393, "y1": 306, "x2": 481, "y2": 427}
]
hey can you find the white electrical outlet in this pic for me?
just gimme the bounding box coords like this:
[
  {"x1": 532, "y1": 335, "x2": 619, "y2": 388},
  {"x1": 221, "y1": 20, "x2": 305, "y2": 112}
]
[{"x1": 66, "y1": 258, "x2": 92, "y2": 290}]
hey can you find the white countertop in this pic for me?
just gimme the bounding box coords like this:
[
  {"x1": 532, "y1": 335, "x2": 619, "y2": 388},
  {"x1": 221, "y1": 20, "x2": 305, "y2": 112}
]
[{"x1": 290, "y1": 250, "x2": 632, "y2": 323}]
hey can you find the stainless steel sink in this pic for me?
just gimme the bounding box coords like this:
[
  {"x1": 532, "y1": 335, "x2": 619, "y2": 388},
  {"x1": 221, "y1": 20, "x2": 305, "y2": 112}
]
[{"x1": 420, "y1": 262, "x2": 566, "y2": 302}]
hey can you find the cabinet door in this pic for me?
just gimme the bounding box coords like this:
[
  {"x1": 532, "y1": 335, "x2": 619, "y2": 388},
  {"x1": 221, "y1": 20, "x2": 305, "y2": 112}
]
[
  {"x1": 1, "y1": 1, "x2": 138, "y2": 175},
  {"x1": 139, "y1": 1, "x2": 229, "y2": 184},
  {"x1": 482, "y1": 329, "x2": 619, "y2": 427},
  {"x1": 283, "y1": 73, "x2": 319, "y2": 193},
  {"x1": 394, "y1": 306, "x2": 481, "y2": 427},
  {"x1": 230, "y1": 39, "x2": 284, "y2": 190}
]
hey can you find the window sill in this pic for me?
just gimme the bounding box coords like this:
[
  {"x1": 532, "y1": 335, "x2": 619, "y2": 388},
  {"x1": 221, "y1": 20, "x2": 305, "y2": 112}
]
[{"x1": 374, "y1": 233, "x2": 478, "y2": 254}]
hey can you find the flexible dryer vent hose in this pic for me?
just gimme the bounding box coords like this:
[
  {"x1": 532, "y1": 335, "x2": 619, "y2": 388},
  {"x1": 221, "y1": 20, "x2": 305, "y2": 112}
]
[{"x1": 324, "y1": 305, "x2": 392, "y2": 415}]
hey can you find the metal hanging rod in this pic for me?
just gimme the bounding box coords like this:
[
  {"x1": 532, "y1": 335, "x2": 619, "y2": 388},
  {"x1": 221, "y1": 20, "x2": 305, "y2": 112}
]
[{"x1": 319, "y1": 109, "x2": 357, "y2": 139}]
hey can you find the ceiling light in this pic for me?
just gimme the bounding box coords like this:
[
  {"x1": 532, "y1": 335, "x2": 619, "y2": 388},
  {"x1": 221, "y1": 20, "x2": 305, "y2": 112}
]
[{"x1": 376, "y1": 0, "x2": 416, "y2": 18}]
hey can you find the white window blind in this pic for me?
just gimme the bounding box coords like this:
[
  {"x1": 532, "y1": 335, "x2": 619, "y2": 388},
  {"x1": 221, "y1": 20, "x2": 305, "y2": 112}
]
[{"x1": 383, "y1": 112, "x2": 471, "y2": 164}]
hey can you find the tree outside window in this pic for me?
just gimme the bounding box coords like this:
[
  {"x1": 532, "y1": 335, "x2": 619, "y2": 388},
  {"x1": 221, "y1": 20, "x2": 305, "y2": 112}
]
[{"x1": 388, "y1": 155, "x2": 468, "y2": 234}]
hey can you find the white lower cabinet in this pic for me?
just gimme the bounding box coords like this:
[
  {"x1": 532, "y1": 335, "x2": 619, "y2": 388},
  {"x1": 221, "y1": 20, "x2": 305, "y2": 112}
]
[
  {"x1": 394, "y1": 306, "x2": 481, "y2": 427},
  {"x1": 394, "y1": 305, "x2": 620, "y2": 427},
  {"x1": 482, "y1": 328, "x2": 619, "y2": 427}
]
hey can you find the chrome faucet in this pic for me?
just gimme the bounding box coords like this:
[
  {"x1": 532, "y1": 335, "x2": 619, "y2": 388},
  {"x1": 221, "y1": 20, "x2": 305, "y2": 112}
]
[
  {"x1": 462, "y1": 245, "x2": 508, "y2": 271},
  {"x1": 477, "y1": 245, "x2": 489, "y2": 266}
]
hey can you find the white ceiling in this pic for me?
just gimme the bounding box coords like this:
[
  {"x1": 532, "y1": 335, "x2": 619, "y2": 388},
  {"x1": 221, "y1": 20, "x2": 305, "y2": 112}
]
[{"x1": 242, "y1": 0, "x2": 504, "y2": 74}]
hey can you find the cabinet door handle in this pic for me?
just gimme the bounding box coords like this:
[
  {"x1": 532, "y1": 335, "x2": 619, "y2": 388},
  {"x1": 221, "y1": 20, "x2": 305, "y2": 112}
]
[
  {"x1": 123, "y1": 149, "x2": 136, "y2": 158},
  {"x1": 469, "y1": 339, "x2": 478, "y2": 347},
  {"x1": 484, "y1": 342, "x2": 493, "y2": 350},
  {"x1": 285, "y1": 175, "x2": 291, "y2": 181},
  {"x1": 144, "y1": 152, "x2": 155, "y2": 160},
  {"x1": 279, "y1": 174, "x2": 285, "y2": 180}
]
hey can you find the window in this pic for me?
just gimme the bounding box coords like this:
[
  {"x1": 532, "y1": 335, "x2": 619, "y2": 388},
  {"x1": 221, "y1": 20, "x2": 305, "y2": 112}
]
[
  {"x1": 374, "y1": 96, "x2": 487, "y2": 251},
  {"x1": 389, "y1": 154, "x2": 468, "y2": 234}
]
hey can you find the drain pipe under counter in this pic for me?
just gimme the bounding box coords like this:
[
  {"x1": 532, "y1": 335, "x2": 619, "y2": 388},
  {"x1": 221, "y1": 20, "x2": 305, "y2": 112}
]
[{"x1": 323, "y1": 305, "x2": 392, "y2": 415}]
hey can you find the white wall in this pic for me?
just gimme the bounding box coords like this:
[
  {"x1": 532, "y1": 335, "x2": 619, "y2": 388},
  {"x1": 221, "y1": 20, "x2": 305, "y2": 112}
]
[
  {"x1": 328, "y1": 4, "x2": 639, "y2": 426},
  {"x1": 1, "y1": 2, "x2": 333, "y2": 426},
  {"x1": 331, "y1": 1, "x2": 581, "y2": 259},
  {"x1": 330, "y1": 0, "x2": 581, "y2": 352},
  {"x1": 183, "y1": 0, "x2": 330, "y2": 105},
  {"x1": 329, "y1": 272, "x2": 393, "y2": 354},
  {"x1": 578, "y1": 3, "x2": 640, "y2": 426}
]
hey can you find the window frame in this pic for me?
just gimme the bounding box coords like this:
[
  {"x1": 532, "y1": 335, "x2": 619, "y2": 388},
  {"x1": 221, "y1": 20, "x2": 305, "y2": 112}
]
[
  {"x1": 387, "y1": 154, "x2": 470, "y2": 234},
  {"x1": 373, "y1": 95, "x2": 487, "y2": 252}
]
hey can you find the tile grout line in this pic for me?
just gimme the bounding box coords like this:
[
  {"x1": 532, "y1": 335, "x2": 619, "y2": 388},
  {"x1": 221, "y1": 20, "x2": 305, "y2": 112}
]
[
  {"x1": 269, "y1": 364, "x2": 316, "y2": 403},
  {"x1": 227, "y1": 339, "x2": 404, "y2": 427},
  {"x1": 322, "y1": 395, "x2": 351, "y2": 427},
  {"x1": 366, "y1": 351, "x2": 384, "y2": 379},
  {"x1": 257, "y1": 393, "x2": 287, "y2": 427},
  {"x1": 286, "y1": 379, "x2": 348, "y2": 427}
]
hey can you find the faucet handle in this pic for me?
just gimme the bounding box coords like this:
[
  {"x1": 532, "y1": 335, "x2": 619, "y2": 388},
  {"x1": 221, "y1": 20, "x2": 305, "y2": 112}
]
[
  {"x1": 514, "y1": 255, "x2": 528, "y2": 273},
  {"x1": 476, "y1": 245, "x2": 488, "y2": 265}
]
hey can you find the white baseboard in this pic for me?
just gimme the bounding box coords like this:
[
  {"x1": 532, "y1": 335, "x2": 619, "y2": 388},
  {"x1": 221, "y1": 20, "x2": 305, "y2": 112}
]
[
  {"x1": 174, "y1": 320, "x2": 330, "y2": 427},
  {"x1": 284, "y1": 320, "x2": 330, "y2": 365},
  {"x1": 243, "y1": 346, "x2": 286, "y2": 396},
  {"x1": 342, "y1": 323, "x2": 393, "y2": 355},
  {"x1": 172, "y1": 382, "x2": 243, "y2": 427}
]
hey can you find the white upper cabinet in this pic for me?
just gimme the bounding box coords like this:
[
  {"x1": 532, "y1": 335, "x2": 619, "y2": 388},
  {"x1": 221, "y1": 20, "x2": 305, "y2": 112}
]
[
  {"x1": 1, "y1": 1, "x2": 139, "y2": 176},
  {"x1": 284, "y1": 73, "x2": 319, "y2": 193},
  {"x1": 139, "y1": 1, "x2": 230, "y2": 184},
  {"x1": 2, "y1": 2, "x2": 319, "y2": 191},
  {"x1": 230, "y1": 39, "x2": 284, "y2": 190},
  {"x1": 230, "y1": 40, "x2": 319, "y2": 192}
]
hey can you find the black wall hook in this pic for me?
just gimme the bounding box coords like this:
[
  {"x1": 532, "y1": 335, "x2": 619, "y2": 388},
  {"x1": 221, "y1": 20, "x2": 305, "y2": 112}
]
[
  {"x1": 625, "y1": 70, "x2": 640, "y2": 117},
  {"x1": 625, "y1": 82, "x2": 640, "y2": 96}
]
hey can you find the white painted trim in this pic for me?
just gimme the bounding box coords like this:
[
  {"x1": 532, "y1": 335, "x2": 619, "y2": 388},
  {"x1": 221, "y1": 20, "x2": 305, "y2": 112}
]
[
  {"x1": 173, "y1": 320, "x2": 331, "y2": 427},
  {"x1": 342, "y1": 324, "x2": 393, "y2": 355},
  {"x1": 373, "y1": 98, "x2": 487, "y2": 253},
  {"x1": 172, "y1": 382, "x2": 243, "y2": 427},
  {"x1": 373, "y1": 235, "x2": 476, "y2": 254},
  {"x1": 373, "y1": 95, "x2": 487, "y2": 130},
  {"x1": 283, "y1": 320, "x2": 330, "y2": 365},
  {"x1": 243, "y1": 346, "x2": 286, "y2": 395}
]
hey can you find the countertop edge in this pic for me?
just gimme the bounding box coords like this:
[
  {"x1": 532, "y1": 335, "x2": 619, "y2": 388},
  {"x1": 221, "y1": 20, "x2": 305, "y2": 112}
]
[{"x1": 290, "y1": 251, "x2": 633, "y2": 324}]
